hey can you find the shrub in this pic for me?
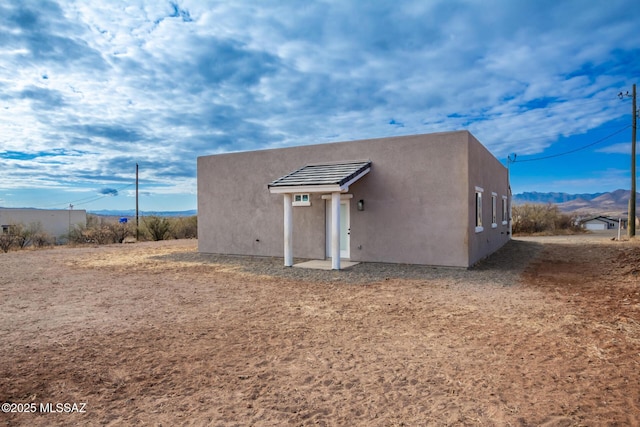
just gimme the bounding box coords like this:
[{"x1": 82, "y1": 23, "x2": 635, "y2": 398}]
[
  {"x1": 143, "y1": 216, "x2": 172, "y2": 241},
  {"x1": 0, "y1": 232, "x2": 15, "y2": 253},
  {"x1": 69, "y1": 215, "x2": 133, "y2": 244},
  {"x1": 107, "y1": 221, "x2": 131, "y2": 243},
  {"x1": 11, "y1": 223, "x2": 33, "y2": 249},
  {"x1": 512, "y1": 203, "x2": 581, "y2": 235},
  {"x1": 68, "y1": 224, "x2": 88, "y2": 244},
  {"x1": 32, "y1": 231, "x2": 53, "y2": 248},
  {"x1": 11, "y1": 222, "x2": 54, "y2": 249},
  {"x1": 0, "y1": 224, "x2": 31, "y2": 252},
  {"x1": 30, "y1": 214, "x2": 196, "y2": 247},
  {"x1": 172, "y1": 216, "x2": 197, "y2": 239}
]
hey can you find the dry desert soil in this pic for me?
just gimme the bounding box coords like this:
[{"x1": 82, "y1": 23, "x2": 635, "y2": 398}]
[{"x1": 1, "y1": 234, "x2": 639, "y2": 426}]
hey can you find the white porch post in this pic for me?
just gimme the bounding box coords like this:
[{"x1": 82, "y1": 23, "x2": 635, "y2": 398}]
[
  {"x1": 283, "y1": 193, "x2": 293, "y2": 267},
  {"x1": 331, "y1": 191, "x2": 341, "y2": 270}
]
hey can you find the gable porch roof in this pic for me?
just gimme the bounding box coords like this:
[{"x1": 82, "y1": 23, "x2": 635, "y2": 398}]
[{"x1": 268, "y1": 160, "x2": 371, "y2": 193}]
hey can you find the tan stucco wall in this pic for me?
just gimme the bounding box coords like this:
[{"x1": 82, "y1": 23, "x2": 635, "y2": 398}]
[
  {"x1": 466, "y1": 132, "x2": 511, "y2": 265},
  {"x1": 0, "y1": 208, "x2": 87, "y2": 239},
  {"x1": 198, "y1": 131, "x2": 509, "y2": 267}
]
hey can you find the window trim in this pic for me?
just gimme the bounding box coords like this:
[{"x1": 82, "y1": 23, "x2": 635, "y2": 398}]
[
  {"x1": 491, "y1": 192, "x2": 498, "y2": 228},
  {"x1": 292, "y1": 193, "x2": 311, "y2": 207},
  {"x1": 475, "y1": 186, "x2": 484, "y2": 233},
  {"x1": 501, "y1": 195, "x2": 508, "y2": 225}
]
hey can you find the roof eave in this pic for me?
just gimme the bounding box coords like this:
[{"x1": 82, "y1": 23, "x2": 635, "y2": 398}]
[
  {"x1": 268, "y1": 166, "x2": 371, "y2": 194},
  {"x1": 268, "y1": 184, "x2": 346, "y2": 194},
  {"x1": 339, "y1": 166, "x2": 370, "y2": 189}
]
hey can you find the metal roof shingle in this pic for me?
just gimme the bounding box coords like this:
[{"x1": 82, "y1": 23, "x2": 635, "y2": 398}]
[{"x1": 268, "y1": 160, "x2": 371, "y2": 188}]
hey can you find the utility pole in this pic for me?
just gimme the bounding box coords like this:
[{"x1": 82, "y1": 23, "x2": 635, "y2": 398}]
[
  {"x1": 633, "y1": 84, "x2": 637, "y2": 238},
  {"x1": 619, "y1": 84, "x2": 637, "y2": 238},
  {"x1": 136, "y1": 163, "x2": 139, "y2": 241},
  {"x1": 507, "y1": 153, "x2": 517, "y2": 173},
  {"x1": 68, "y1": 203, "x2": 73, "y2": 241}
]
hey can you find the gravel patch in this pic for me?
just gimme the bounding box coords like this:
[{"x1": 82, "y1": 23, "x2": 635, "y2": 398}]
[{"x1": 155, "y1": 238, "x2": 544, "y2": 285}]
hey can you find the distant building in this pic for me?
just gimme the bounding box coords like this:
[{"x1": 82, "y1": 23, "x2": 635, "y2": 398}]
[
  {"x1": 0, "y1": 208, "x2": 87, "y2": 241},
  {"x1": 580, "y1": 215, "x2": 627, "y2": 231},
  {"x1": 197, "y1": 131, "x2": 511, "y2": 269}
]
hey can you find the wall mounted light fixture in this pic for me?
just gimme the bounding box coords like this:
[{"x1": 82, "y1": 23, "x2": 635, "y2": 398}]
[{"x1": 357, "y1": 199, "x2": 365, "y2": 211}]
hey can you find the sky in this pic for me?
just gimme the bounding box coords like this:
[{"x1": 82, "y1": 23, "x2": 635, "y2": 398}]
[{"x1": 0, "y1": 0, "x2": 638, "y2": 212}]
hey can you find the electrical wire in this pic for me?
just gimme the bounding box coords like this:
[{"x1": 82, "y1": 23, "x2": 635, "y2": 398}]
[
  {"x1": 512, "y1": 124, "x2": 632, "y2": 163},
  {"x1": 70, "y1": 183, "x2": 135, "y2": 208},
  {"x1": 494, "y1": 121, "x2": 632, "y2": 145},
  {"x1": 39, "y1": 182, "x2": 135, "y2": 209}
]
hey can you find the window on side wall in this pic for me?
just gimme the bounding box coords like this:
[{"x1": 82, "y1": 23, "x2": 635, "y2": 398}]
[
  {"x1": 491, "y1": 193, "x2": 498, "y2": 228},
  {"x1": 293, "y1": 193, "x2": 311, "y2": 206},
  {"x1": 475, "y1": 187, "x2": 483, "y2": 233},
  {"x1": 502, "y1": 196, "x2": 508, "y2": 225}
]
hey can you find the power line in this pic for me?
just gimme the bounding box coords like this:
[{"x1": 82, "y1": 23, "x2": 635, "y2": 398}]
[
  {"x1": 512, "y1": 124, "x2": 631, "y2": 163},
  {"x1": 499, "y1": 121, "x2": 632, "y2": 144},
  {"x1": 70, "y1": 183, "x2": 136, "y2": 208},
  {"x1": 39, "y1": 182, "x2": 135, "y2": 209}
]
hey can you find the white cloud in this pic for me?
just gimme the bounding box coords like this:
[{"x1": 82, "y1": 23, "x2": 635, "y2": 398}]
[
  {"x1": 596, "y1": 143, "x2": 632, "y2": 155},
  {"x1": 0, "y1": 0, "x2": 637, "y2": 208}
]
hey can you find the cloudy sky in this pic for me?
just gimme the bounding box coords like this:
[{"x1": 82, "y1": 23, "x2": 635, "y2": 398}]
[{"x1": 0, "y1": 0, "x2": 638, "y2": 211}]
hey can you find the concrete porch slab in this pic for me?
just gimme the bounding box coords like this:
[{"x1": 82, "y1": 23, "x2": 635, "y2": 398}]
[{"x1": 293, "y1": 260, "x2": 360, "y2": 270}]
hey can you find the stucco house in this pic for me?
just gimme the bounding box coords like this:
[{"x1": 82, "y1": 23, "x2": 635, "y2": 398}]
[
  {"x1": 0, "y1": 208, "x2": 87, "y2": 242},
  {"x1": 197, "y1": 131, "x2": 511, "y2": 269}
]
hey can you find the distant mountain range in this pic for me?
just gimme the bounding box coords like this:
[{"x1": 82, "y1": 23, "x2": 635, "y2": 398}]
[
  {"x1": 513, "y1": 189, "x2": 638, "y2": 215},
  {"x1": 89, "y1": 209, "x2": 197, "y2": 217}
]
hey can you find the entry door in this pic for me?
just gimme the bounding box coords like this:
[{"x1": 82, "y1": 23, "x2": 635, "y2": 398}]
[{"x1": 326, "y1": 199, "x2": 350, "y2": 259}]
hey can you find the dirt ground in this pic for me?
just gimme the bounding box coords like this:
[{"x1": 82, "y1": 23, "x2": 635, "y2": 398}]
[{"x1": 1, "y1": 235, "x2": 639, "y2": 426}]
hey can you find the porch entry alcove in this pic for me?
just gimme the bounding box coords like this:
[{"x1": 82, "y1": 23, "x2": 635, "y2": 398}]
[{"x1": 267, "y1": 160, "x2": 371, "y2": 270}]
